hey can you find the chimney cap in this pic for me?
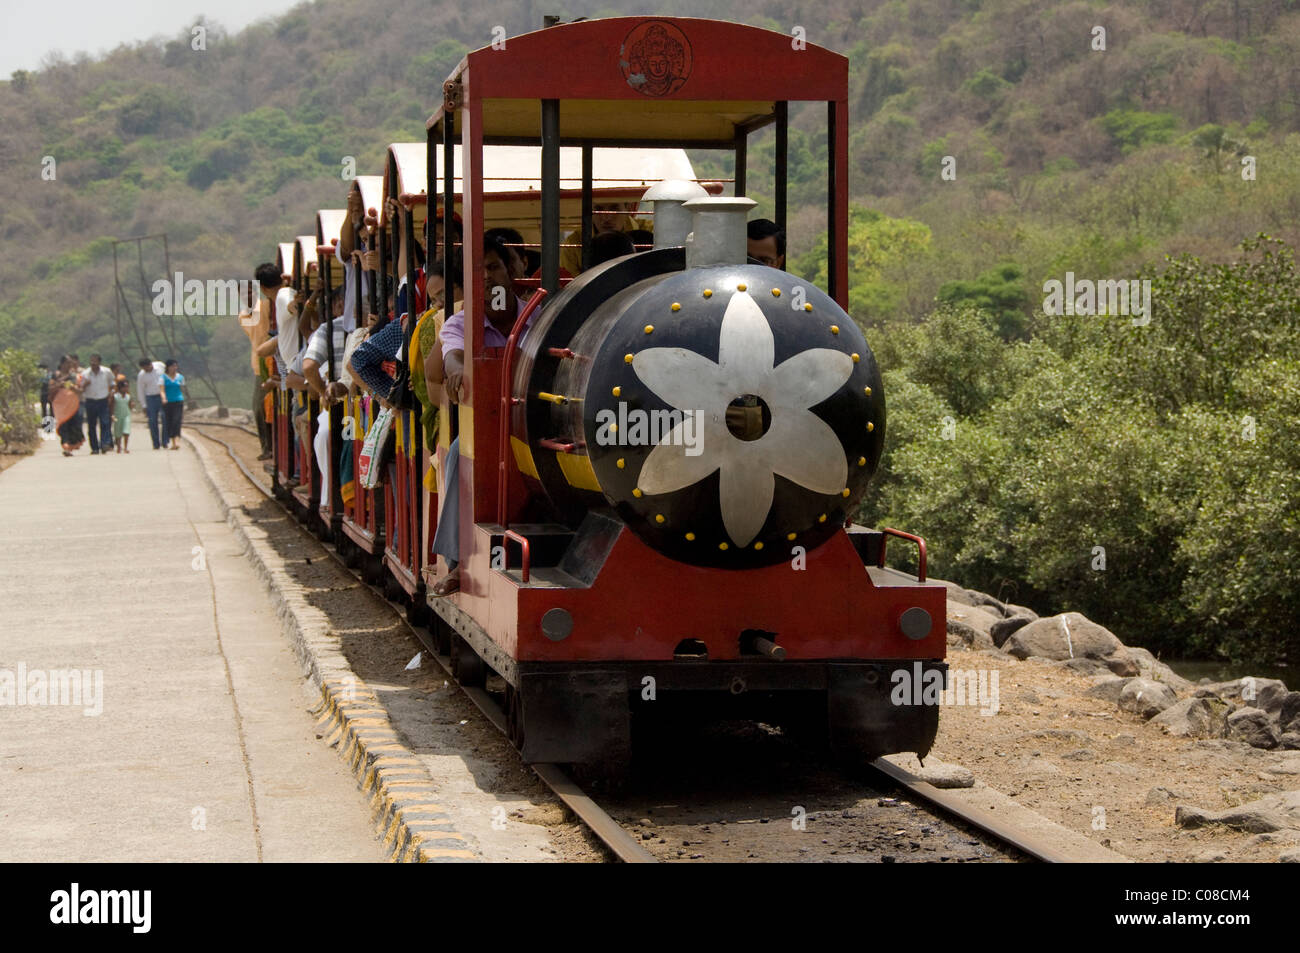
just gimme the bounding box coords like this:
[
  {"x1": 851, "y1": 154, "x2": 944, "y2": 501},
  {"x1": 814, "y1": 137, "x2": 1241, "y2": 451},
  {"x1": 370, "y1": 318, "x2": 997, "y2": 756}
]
[
  {"x1": 682, "y1": 196, "x2": 758, "y2": 215},
  {"x1": 641, "y1": 179, "x2": 709, "y2": 203}
]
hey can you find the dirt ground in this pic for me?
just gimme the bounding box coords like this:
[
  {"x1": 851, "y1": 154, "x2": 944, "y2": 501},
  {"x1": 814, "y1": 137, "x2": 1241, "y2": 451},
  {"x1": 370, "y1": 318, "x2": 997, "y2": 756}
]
[
  {"x1": 185, "y1": 421, "x2": 1298, "y2": 863},
  {"x1": 931, "y1": 640, "x2": 1300, "y2": 862}
]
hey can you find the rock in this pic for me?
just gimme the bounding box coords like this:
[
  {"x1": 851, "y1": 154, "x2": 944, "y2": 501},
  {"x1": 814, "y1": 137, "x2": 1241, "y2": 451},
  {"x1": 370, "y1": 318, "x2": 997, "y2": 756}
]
[
  {"x1": 964, "y1": 589, "x2": 1010, "y2": 616},
  {"x1": 1282, "y1": 849, "x2": 1300, "y2": 863},
  {"x1": 1105, "y1": 649, "x2": 1142, "y2": 677},
  {"x1": 1175, "y1": 790, "x2": 1300, "y2": 834},
  {"x1": 1279, "y1": 692, "x2": 1300, "y2": 732},
  {"x1": 1150, "y1": 697, "x2": 1229, "y2": 739},
  {"x1": 1118, "y1": 678, "x2": 1178, "y2": 720},
  {"x1": 989, "y1": 614, "x2": 1033, "y2": 647},
  {"x1": 1003, "y1": 613, "x2": 1129, "y2": 670},
  {"x1": 1125, "y1": 647, "x2": 1194, "y2": 691},
  {"x1": 1252, "y1": 680, "x2": 1292, "y2": 717},
  {"x1": 1061, "y1": 748, "x2": 1095, "y2": 761},
  {"x1": 1280, "y1": 733, "x2": 1300, "y2": 751},
  {"x1": 1226, "y1": 707, "x2": 1280, "y2": 749},
  {"x1": 1084, "y1": 676, "x2": 1132, "y2": 704},
  {"x1": 946, "y1": 619, "x2": 989, "y2": 650},
  {"x1": 1004, "y1": 603, "x2": 1039, "y2": 622},
  {"x1": 936, "y1": 579, "x2": 980, "y2": 608},
  {"x1": 881, "y1": 753, "x2": 975, "y2": 789},
  {"x1": 1057, "y1": 657, "x2": 1114, "y2": 677},
  {"x1": 945, "y1": 605, "x2": 1000, "y2": 650},
  {"x1": 1145, "y1": 786, "x2": 1190, "y2": 806}
]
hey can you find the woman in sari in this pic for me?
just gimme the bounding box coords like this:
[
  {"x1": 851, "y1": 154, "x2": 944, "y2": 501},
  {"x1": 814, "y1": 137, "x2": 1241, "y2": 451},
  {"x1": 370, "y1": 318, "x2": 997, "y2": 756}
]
[{"x1": 50, "y1": 356, "x2": 85, "y2": 456}]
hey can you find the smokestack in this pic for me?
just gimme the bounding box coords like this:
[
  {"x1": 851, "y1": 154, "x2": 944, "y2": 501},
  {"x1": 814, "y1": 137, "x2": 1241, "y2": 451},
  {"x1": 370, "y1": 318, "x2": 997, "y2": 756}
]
[
  {"x1": 640, "y1": 179, "x2": 709, "y2": 249},
  {"x1": 682, "y1": 197, "x2": 757, "y2": 269}
]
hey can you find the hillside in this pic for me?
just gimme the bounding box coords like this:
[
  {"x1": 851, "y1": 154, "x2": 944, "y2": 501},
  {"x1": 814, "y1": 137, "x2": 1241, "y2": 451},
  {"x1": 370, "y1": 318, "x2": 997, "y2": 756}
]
[
  {"x1": 2, "y1": 0, "x2": 1299, "y2": 397},
  {"x1": 2, "y1": 1, "x2": 1299, "y2": 663}
]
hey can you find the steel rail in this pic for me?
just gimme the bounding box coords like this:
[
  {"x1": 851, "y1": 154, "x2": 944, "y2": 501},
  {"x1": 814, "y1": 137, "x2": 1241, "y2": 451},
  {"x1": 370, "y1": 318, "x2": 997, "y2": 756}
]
[{"x1": 188, "y1": 422, "x2": 656, "y2": 863}]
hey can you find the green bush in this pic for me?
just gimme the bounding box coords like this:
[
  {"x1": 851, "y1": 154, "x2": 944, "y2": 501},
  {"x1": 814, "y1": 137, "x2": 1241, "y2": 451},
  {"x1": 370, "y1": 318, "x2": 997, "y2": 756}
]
[{"x1": 0, "y1": 349, "x2": 40, "y2": 452}]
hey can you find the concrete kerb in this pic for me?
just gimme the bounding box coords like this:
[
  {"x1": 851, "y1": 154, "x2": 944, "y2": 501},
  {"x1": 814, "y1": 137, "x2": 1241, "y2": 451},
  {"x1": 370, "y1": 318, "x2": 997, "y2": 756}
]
[{"x1": 182, "y1": 432, "x2": 479, "y2": 862}]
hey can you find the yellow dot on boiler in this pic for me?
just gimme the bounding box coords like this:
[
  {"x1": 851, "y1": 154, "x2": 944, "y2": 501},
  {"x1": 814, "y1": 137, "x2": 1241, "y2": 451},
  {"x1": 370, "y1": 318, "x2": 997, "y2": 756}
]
[
  {"x1": 685, "y1": 532, "x2": 695, "y2": 541},
  {"x1": 841, "y1": 488, "x2": 851, "y2": 497},
  {"x1": 655, "y1": 514, "x2": 665, "y2": 524},
  {"x1": 611, "y1": 386, "x2": 621, "y2": 397},
  {"x1": 851, "y1": 353, "x2": 860, "y2": 363},
  {"x1": 671, "y1": 302, "x2": 681, "y2": 311},
  {"x1": 771, "y1": 288, "x2": 781, "y2": 298},
  {"x1": 858, "y1": 456, "x2": 867, "y2": 466},
  {"x1": 719, "y1": 542, "x2": 729, "y2": 550},
  {"x1": 624, "y1": 353, "x2": 634, "y2": 364},
  {"x1": 867, "y1": 421, "x2": 875, "y2": 432},
  {"x1": 818, "y1": 513, "x2": 827, "y2": 523},
  {"x1": 645, "y1": 324, "x2": 655, "y2": 333},
  {"x1": 632, "y1": 488, "x2": 643, "y2": 498},
  {"x1": 804, "y1": 303, "x2": 813, "y2": 312},
  {"x1": 610, "y1": 423, "x2": 617, "y2": 433},
  {"x1": 703, "y1": 289, "x2": 713, "y2": 298},
  {"x1": 616, "y1": 458, "x2": 625, "y2": 469},
  {"x1": 754, "y1": 541, "x2": 764, "y2": 550},
  {"x1": 864, "y1": 386, "x2": 872, "y2": 397},
  {"x1": 787, "y1": 532, "x2": 797, "y2": 541},
  {"x1": 737, "y1": 283, "x2": 747, "y2": 292},
  {"x1": 830, "y1": 325, "x2": 839, "y2": 334}
]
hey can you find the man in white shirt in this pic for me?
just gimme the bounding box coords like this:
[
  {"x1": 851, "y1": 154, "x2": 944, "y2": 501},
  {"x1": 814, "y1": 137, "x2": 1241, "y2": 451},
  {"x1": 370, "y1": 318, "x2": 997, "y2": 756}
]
[
  {"x1": 81, "y1": 354, "x2": 114, "y2": 455},
  {"x1": 136, "y1": 358, "x2": 166, "y2": 449}
]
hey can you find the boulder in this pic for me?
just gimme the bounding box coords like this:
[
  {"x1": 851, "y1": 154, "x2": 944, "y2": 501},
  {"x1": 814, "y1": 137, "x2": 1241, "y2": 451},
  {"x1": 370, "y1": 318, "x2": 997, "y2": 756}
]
[
  {"x1": 1198, "y1": 677, "x2": 1288, "y2": 712},
  {"x1": 1150, "y1": 697, "x2": 1228, "y2": 739},
  {"x1": 1278, "y1": 732, "x2": 1300, "y2": 751},
  {"x1": 1225, "y1": 707, "x2": 1280, "y2": 749},
  {"x1": 946, "y1": 618, "x2": 994, "y2": 651},
  {"x1": 1104, "y1": 649, "x2": 1141, "y2": 677},
  {"x1": 1057, "y1": 657, "x2": 1114, "y2": 677},
  {"x1": 1084, "y1": 676, "x2": 1132, "y2": 704},
  {"x1": 1003, "y1": 612, "x2": 1124, "y2": 663},
  {"x1": 1125, "y1": 647, "x2": 1195, "y2": 691},
  {"x1": 1175, "y1": 790, "x2": 1300, "y2": 834},
  {"x1": 990, "y1": 614, "x2": 1033, "y2": 647},
  {"x1": 1003, "y1": 603, "x2": 1039, "y2": 622},
  {"x1": 1118, "y1": 678, "x2": 1178, "y2": 720},
  {"x1": 965, "y1": 590, "x2": 1010, "y2": 617},
  {"x1": 1279, "y1": 692, "x2": 1300, "y2": 731},
  {"x1": 936, "y1": 579, "x2": 980, "y2": 608},
  {"x1": 1282, "y1": 849, "x2": 1300, "y2": 863}
]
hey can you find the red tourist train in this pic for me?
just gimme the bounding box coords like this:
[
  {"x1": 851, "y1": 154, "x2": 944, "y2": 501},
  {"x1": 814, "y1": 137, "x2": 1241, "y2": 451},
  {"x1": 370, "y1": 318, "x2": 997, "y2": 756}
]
[{"x1": 266, "y1": 16, "x2": 947, "y2": 780}]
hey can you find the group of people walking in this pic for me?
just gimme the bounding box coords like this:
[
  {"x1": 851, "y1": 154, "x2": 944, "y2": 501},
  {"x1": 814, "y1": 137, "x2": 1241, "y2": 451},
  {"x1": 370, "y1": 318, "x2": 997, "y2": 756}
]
[{"x1": 41, "y1": 353, "x2": 187, "y2": 456}]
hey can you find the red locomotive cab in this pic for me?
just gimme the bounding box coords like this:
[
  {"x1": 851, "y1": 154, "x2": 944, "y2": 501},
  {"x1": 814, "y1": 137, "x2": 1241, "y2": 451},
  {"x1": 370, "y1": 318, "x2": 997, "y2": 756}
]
[{"x1": 419, "y1": 16, "x2": 947, "y2": 779}]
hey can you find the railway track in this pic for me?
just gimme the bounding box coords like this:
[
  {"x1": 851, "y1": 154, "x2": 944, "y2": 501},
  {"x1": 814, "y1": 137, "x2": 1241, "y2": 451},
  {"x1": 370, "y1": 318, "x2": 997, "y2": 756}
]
[
  {"x1": 188, "y1": 420, "x2": 654, "y2": 863},
  {"x1": 188, "y1": 418, "x2": 1081, "y2": 864}
]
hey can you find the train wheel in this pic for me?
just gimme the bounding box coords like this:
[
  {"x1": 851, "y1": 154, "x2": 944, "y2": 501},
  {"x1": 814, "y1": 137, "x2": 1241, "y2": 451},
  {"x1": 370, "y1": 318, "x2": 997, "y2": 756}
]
[
  {"x1": 450, "y1": 635, "x2": 485, "y2": 688},
  {"x1": 406, "y1": 598, "x2": 429, "y2": 629},
  {"x1": 428, "y1": 611, "x2": 452, "y2": 656},
  {"x1": 505, "y1": 683, "x2": 525, "y2": 750}
]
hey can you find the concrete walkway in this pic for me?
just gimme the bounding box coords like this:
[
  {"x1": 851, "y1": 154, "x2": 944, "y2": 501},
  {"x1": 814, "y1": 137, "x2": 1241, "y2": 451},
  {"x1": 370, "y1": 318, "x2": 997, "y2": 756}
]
[{"x1": 0, "y1": 438, "x2": 384, "y2": 862}]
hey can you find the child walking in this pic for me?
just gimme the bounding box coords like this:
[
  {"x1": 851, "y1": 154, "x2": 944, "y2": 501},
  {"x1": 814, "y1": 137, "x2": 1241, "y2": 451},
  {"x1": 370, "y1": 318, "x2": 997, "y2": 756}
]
[{"x1": 112, "y1": 379, "x2": 133, "y2": 453}]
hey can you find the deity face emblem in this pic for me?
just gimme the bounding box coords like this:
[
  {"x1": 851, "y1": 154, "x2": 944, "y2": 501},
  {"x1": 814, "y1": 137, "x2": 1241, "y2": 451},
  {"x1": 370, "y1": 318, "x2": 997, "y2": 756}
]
[{"x1": 619, "y1": 21, "x2": 692, "y2": 98}]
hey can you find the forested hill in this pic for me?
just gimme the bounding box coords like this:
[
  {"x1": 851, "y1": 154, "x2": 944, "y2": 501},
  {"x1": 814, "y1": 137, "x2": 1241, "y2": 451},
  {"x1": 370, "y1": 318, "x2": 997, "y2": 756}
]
[
  {"x1": 2, "y1": 0, "x2": 1298, "y2": 396},
  {"x1": 3, "y1": 0, "x2": 1299, "y2": 663}
]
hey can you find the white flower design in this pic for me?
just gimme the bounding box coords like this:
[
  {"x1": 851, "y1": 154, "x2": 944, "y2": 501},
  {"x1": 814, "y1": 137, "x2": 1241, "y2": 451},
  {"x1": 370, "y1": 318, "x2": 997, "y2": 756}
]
[{"x1": 632, "y1": 291, "x2": 854, "y2": 546}]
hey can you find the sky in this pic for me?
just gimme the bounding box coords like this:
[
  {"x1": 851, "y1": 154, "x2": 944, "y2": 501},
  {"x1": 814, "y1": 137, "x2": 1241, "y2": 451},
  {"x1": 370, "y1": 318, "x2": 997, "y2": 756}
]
[{"x1": 0, "y1": 0, "x2": 304, "y2": 75}]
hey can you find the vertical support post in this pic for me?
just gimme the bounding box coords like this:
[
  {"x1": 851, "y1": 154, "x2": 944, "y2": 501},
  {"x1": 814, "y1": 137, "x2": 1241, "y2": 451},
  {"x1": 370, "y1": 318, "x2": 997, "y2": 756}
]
[
  {"x1": 775, "y1": 100, "x2": 788, "y2": 236},
  {"x1": 540, "y1": 98, "x2": 560, "y2": 294},
  {"x1": 580, "y1": 143, "x2": 593, "y2": 273},
  {"x1": 734, "y1": 126, "x2": 747, "y2": 197},
  {"x1": 828, "y1": 98, "x2": 849, "y2": 309},
  {"x1": 444, "y1": 113, "x2": 456, "y2": 301}
]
